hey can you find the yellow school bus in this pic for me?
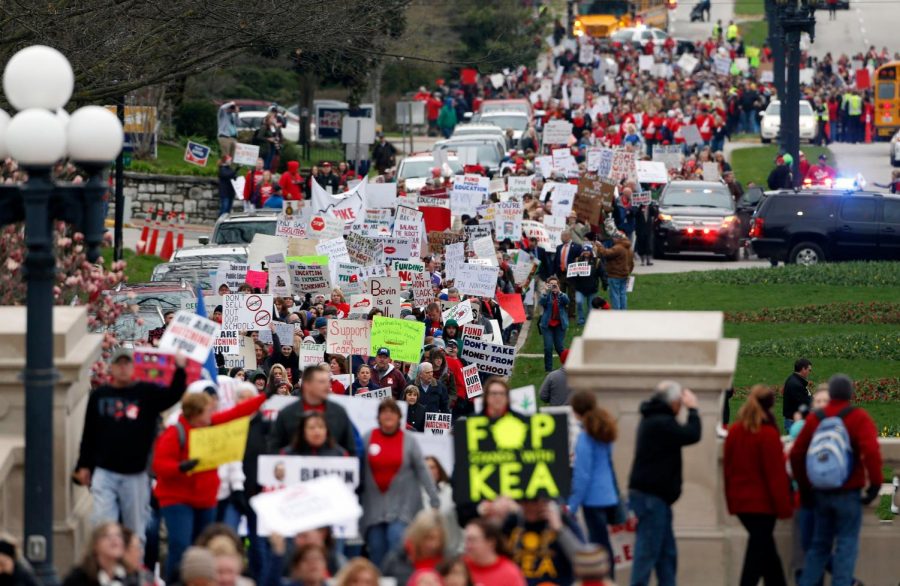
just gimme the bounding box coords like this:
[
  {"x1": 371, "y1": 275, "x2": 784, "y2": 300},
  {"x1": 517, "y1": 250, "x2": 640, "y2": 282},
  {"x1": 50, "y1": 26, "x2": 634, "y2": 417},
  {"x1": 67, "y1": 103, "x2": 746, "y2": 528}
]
[
  {"x1": 573, "y1": 0, "x2": 672, "y2": 38},
  {"x1": 874, "y1": 61, "x2": 900, "y2": 140}
]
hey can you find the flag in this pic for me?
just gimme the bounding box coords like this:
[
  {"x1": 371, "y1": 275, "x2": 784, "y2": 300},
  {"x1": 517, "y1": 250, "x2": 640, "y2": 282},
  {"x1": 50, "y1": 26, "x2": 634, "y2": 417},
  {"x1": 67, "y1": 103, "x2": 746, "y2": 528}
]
[{"x1": 194, "y1": 286, "x2": 219, "y2": 381}]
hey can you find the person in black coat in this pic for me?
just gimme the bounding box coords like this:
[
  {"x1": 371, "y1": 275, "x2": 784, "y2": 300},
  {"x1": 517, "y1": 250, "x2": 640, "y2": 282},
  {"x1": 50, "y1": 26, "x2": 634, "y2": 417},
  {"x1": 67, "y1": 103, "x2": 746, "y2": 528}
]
[
  {"x1": 0, "y1": 539, "x2": 40, "y2": 586},
  {"x1": 782, "y1": 358, "x2": 812, "y2": 431},
  {"x1": 634, "y1": 204, "x2": 657, "y2": 266},
  {"x1": 217, "y1": 157, "x2": 238, "y2": 217},
  {"x1": 767, "y1": 155, "x2": 794, "y2": 190},
  {"x1": 569, "y1": 244, "x2": 604, "y2": 326},
  {"x1": 554, "y1": 231, "x2": 583, "y2": 319},
  {"x1": 414, "y1": 362, "x2": 449, "y2": 415},
  {"x1": 403, "y1": 385, "x2": 427, "y2": 432}
]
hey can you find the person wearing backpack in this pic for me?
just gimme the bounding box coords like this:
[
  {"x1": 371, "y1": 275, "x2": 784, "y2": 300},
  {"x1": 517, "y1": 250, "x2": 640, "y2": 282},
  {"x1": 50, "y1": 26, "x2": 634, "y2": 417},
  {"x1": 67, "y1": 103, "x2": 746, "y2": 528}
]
[
  {"x1": 789, "y1": 374, "x2": 883, "y2": 586},
  {"x1": 723, "y1": 385, "x2": 793, "y2": 586}
]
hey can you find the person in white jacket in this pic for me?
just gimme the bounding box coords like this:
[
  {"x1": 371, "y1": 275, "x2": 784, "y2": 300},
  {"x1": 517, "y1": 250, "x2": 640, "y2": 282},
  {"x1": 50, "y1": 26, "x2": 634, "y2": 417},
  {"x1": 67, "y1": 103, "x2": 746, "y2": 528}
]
[{"x1": 215, "y1": 383, "x2": 258, "y2": 531}]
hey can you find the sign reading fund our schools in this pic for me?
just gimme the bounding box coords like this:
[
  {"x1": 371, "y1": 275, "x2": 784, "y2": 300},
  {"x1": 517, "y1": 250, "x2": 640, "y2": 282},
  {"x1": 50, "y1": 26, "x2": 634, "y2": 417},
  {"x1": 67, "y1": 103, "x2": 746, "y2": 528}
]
[{"x1": 453, "y1": 413, "x2": 570, "y2": 502}]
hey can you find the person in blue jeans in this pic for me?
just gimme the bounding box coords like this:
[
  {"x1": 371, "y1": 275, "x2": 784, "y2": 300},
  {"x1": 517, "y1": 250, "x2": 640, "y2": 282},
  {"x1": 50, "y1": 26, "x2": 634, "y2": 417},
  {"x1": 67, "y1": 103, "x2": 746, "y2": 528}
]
[
  {"x1": 596, "y1": 232, "x2": 634, "y2": 310},
  {"x1": 627, "y1": 381, "x2": 702, "y2": 586},
  {"x1": 539, "y1": 276, "x2": 569, "y2": 372}
]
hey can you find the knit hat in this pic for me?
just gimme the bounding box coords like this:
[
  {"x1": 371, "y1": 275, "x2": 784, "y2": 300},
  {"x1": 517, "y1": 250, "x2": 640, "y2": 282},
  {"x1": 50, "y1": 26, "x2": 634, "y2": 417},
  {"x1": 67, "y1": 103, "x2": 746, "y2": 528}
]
[
  {"x1": 573, "y1": 545, "x2": 611, "y2": 580},
  {"x1": 314, "y1": 317, "x2": 328, "y2": 328},
  {"x1": 0, "y1": 539, "x2": 15, "y2": 559},
  {"x1": 444, "y1": 319, "x2": 458, "y2": 329},
  {"x1": 180, "y1": 547, "x2": 216, "y2": 582}
]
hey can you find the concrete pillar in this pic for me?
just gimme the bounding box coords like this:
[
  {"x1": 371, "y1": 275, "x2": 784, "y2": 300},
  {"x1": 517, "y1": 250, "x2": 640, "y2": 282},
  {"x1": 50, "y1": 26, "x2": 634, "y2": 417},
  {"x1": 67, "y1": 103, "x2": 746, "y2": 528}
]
[
  {"x1": 0, "y1": 307, "x2": 102, "y2": 571},
  {"x1": 565, "y1": 310, "x2": 739, "y2": 584}
]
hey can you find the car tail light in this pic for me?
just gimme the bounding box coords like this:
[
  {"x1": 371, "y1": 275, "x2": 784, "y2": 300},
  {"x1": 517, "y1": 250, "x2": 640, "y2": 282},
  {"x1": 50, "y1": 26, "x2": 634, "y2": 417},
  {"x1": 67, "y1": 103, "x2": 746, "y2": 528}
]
[{"x1": 749, "y1": 217, "x2": 764, "y2": 238}]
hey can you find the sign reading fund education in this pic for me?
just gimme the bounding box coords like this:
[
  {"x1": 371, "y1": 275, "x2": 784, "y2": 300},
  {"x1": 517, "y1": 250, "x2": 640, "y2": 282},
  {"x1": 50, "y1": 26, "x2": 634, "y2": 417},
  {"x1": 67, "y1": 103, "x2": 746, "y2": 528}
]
[{"x1": 453, "y1": 413, "x2": 570, "y2": 502}]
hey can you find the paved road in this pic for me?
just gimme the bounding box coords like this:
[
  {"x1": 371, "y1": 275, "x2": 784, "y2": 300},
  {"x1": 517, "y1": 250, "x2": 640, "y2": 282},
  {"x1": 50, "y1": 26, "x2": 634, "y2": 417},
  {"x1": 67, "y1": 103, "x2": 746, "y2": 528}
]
[
  {"x1": 669, "y1": 0, "x2": 732, "y2": 41},
  {"x1": 828, "y1": 141, "x2": 894, "y2": 190},
  {"x1": 808, "y1": 3, "x2": 893, "y2": 58}
]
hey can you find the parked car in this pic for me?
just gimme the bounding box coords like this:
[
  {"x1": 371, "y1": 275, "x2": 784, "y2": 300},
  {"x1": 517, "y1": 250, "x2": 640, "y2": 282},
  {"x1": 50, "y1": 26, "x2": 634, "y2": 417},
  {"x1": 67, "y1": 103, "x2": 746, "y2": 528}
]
[
  {"x1": 151, "y1": 260, "x2": 221, "y2": 289},
  {"x1": 397, "y1": 152, "x2": 463, "y2": 192},
  {"x1": 471, "y1": 111, "x2": 531, "y2": 142},
  {"x1": 608, "y1": 26, "x2": 694, "y2": 54},
  {"x1": 890, "y1": 128, "x2": 900, "y2": 167},
  {"x1": 433, "y1": 136, "x2": 506, "y2": 176},
  {"x1": 750, "y1": 190, "x2": 900, "y2": 264},
  {"x1": 653, "y1": 180, "x2": 742, "y2": 260},
  {"x1": 96, "y1": 282, "x2": 195, "y2": 344},
  {"x1": 205, "y1": 210, "x2": 279, "y2": 245},
  {"x1": 451, "y1": 124, "x2": 508, "y2": 142},
  {"x1": 170, "y1": 244, "x2": 248, "y2": 263},
  {"x1": 759, "y1": 100, "x2": 816, "y2": 144},
  {"x1": 237, "y1": 110, "x2": 301, "y2": 142},
  {"x1": 477, "y1": 99, "x2": 534, "y2": 120}
]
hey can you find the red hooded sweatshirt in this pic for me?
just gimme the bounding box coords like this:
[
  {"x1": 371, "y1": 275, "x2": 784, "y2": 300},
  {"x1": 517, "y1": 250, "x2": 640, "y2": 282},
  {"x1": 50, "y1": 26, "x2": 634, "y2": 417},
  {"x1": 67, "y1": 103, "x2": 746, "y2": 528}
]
[
  {"x1": 279, "y1": 161, "x2": 303, "y2": 200},
  {"x1": 153, "y1": 394, "x2": 266, "y2": 509}
]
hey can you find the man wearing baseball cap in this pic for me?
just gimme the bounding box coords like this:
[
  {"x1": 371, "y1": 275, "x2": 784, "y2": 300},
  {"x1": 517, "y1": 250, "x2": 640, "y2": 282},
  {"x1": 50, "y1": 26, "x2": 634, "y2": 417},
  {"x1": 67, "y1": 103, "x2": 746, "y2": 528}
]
[
  {"x1": 74, "y1": 348, "x2": 189, "y2": 542},
  {"x1": 372, "y1": 347, "x2": 407, "y2": 400},
  {"x1": 315, "y1": 161, "x2": 341, "y2": 194}
]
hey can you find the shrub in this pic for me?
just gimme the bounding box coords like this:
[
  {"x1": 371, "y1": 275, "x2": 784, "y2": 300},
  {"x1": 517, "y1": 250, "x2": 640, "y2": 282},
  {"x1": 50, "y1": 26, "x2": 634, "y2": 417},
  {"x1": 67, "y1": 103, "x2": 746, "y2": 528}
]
[
  {"x1": 725, "y1": 302, "x2": 900, "y2": 325},
  {"x1": 666, "y1": 262, "x2": 900, "y2": 288},
  {"x1": 741, "y1": 333, "x2": 900, "y2": 361},
  {"x1": 174, "y1": 100, "x2": 218, "y2": 142}
]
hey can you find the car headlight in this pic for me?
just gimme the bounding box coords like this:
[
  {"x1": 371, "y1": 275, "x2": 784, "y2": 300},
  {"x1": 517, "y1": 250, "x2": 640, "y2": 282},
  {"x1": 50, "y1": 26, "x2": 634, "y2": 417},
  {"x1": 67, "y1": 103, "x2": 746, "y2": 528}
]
[
  {"x1": 720, "y1": 215, "x2": 736, "y2": 228},
  {"x1": 658, "y1": 212, "x2": 673, "y2": 222}
]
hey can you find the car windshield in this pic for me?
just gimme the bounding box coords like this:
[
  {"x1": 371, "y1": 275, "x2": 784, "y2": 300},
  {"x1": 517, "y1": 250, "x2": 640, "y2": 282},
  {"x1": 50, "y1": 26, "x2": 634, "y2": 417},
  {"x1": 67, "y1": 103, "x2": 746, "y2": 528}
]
[
  {"x1": 579, "y1": 0, "x2": 630, "y2": 16},
  {"x1": 766, "y1": 103, "x2": 781, "y2": 116},
  {"x1": 214, "y1": 221, "x2": 276, "y2": 244},
  {"x1": 172, "y1": 252, "x2": 246, "y2": 263},
  {"x1": 799, "y1": 103, "x2": 814, "y2": 116},
  {"x1": 399, "y1": 159, "x2": 463, "y2": 178},
  {"x1": 151, "y1": 266, "x2": 215, "y2": 289},
  {"x1": 481, "y1": 116, "x2": 529, "y2": 131},
  {"x1": 481, "y1": 103, "x2": 529, "y2": 116},
  {"x1": 113, "y1": 290, "x2": 192, "y2": 312},
  {"x1": 661, "y1": 185, "x2": 734, "y2": 209}
]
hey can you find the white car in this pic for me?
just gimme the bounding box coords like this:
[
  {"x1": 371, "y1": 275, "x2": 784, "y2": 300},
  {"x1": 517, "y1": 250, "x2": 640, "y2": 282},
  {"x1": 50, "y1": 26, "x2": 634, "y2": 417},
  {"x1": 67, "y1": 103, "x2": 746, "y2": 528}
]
[
  {"x1": 451, "y1": 124, "x2": 507, "y2": 141},
  {"x1": 759, "y1": 100, "x2": 816, "y2": 143},
  {"x1": 397, "y1": 153, "x2": 463, "y2": 192},
  {"x1": 890, "y1": 129, "x2": 900, "y2": 167},
  {"x1": 237, "y1": 111, "x2": 301, "y2": 142},
  {"x1": 170, "y1": 244, "x2": 248, "y2": 263},
  {"x1": 472, "y1": 111, "x2": 531, "y2": 141}
]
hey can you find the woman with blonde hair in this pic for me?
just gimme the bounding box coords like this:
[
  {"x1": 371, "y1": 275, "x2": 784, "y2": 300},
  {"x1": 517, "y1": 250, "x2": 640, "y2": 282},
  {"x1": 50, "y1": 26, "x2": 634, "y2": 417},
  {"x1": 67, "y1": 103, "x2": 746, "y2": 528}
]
[
  {"x1": 723, "y1": 384, "x2": 793, "y2": 586},
  {"x1": 61, "y1": 522, "x2": 127, "y2": 586},
  {"x1": 334, "y1": 557, "x2": 380, "y2": 586},
  {"x1": 327, "y1": 288, "x2": 350, "y2": 318},
  {"x1": 567, "y1": 390, "x2": 621, "y2": 579},
  {"x1": 383, "y1": 509, "x2": 447, "y2": 585}
]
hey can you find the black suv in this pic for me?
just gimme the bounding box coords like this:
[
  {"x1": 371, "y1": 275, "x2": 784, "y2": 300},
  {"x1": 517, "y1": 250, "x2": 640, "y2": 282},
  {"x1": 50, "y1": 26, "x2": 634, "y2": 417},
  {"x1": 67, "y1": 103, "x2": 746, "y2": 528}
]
[
  {"x1": 653, "y1": 181, "x2": 742, "y2": 260},
  {"x1": 750, "y1": 190, "x2": 900, "y2": 264}
]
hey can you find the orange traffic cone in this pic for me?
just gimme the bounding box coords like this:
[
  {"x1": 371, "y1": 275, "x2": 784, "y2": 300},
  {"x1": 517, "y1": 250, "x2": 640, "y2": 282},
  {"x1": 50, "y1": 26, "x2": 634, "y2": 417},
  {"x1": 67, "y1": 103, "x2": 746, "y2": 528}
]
[
  {"x1": 146, "y1": 208, "x2": 162, "y2": 256},
  {"x1": 137, "y1": 207, "x2": 153, "y2": 254},
  {"x1": 159, "y1": 212, "x2": 176, "y2": 261},
  {"x1": 175, "y1": 212, "x2": 185, "y2": 253},
  {"x1": 865, "y1": 113, "x2": 873, "y2": 143}
]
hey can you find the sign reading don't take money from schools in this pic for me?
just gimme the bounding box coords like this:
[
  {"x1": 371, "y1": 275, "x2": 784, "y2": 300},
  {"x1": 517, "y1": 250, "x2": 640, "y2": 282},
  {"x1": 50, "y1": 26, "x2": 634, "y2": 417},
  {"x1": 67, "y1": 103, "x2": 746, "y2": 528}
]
[
  {"x1": 461, "y1": 336, "x2": 515, "y2": 378},
  {"x1": 453, "y1": 413, "x2": 570, "y2": 503}
]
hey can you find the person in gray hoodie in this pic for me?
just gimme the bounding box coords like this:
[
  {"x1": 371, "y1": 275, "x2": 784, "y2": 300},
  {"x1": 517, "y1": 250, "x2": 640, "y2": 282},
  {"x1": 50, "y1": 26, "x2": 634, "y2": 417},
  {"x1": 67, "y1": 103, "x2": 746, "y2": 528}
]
[{"x1": 539, "y1": 349, "x2": 572, "y2": 406}]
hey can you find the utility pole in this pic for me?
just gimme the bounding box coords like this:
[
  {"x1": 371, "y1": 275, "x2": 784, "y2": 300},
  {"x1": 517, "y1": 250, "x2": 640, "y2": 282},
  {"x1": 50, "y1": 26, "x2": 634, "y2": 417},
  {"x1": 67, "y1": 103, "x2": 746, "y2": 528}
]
[
  {"x1": 767, "y1": 0, "x2": 786, "y2": 100},
  {"x1": 777, "y1": 0, "x2": 816, "y2": 186}
]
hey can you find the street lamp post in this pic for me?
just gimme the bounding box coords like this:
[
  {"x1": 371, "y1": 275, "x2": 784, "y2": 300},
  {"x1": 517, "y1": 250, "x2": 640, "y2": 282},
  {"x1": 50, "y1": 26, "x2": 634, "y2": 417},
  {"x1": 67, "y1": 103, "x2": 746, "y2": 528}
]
[
  {"x1": 0, "y1": 45, "x2": 123, "y2": 584},
  {"x1": 766, "y1": 0, "x2": 787, "y2": 99},
  {"x1": 776, "y1": 0, "x2": 816, "y2": 185}
]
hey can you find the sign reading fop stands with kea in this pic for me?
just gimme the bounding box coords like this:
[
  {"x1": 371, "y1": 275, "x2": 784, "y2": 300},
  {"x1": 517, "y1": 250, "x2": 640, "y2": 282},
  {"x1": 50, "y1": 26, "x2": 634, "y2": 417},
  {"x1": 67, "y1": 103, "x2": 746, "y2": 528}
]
[
  {"x1": 369, "y1": 316, "x2": 425, "y2": 364},
  {"x1": 158, "y1": 311, "x2": 221, "y2": 364},
  {"x1": 453, "y1": 413, "x2": 570, "y2": 502}
]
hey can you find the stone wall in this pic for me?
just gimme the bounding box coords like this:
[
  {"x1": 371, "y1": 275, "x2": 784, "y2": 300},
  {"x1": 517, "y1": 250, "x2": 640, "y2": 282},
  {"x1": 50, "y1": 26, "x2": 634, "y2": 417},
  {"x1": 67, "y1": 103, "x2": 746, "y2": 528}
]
[{"x1": 112, "y1": 172, "x2": 222, "y2": 225}]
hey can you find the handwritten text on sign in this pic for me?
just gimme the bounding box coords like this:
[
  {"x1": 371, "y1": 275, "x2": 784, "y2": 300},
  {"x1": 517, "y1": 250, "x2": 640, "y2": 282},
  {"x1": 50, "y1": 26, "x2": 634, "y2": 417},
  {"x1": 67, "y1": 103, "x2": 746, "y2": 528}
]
[
  {"x1": 222, "y1": 294, "x2": 273, "y2": 331},
  {"x1": 326, "y1": 319, "x2": 372, "y2": 356},
  {"x1": 369, "y1": 316, "x2": 425, "y2": 364},
  {"x1": 425, "y1": 412, "x2": 452, "y2": 435},
  {"x1": 463, "y1": 364, "x2": 483, "y2": 399},
  {"x1": 158, "y1": 311, "x2": 221, "y2": 364},
  {"x1": 461, "y1": 337, "x2": 515, "y2": 378}
]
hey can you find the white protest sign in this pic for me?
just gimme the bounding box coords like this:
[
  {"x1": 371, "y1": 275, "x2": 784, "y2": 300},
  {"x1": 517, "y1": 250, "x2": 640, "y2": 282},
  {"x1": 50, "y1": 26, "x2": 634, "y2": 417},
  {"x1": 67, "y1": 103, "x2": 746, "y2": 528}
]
[
  {"x1": 357, "y1": 386, "x2": 393, "y2": 400},
  {"x1": 444, "y1": 242, "x2": 465, "y2": 281},
  {"x1": 359, "y1": 208, "x2": 393, "y2": 237},
  {"x1": 307, "y1": 214, "x2": 344, "y2": 241},
  {"x1": 249, "y1": 475, "x2": 362, "y2": 537},
  {"x1": 222, "y1": 294, "x2": 273, "y2": 331},
  {"x1": 248, "y1": 234, "x2": 287, "y2": 270},
  {"x1": 535, "y1": 155, "x2": 553, "y2": 178},
  {"x1": 276, "y1": 214, "x2": 308, "y2": 238},
  {"x1": 180, "y1": 294, "x2": 221, "y2": 316},
  {"x1": 507, "y1": 176, "x2": 534, "y2": 198},
  {"x1": 544, "y1": 214, "x2": 566, "y2": 249},
  {"x1": 391, "y1": 260, "x2": 425, "y2": 284},
  {"x1": 410, "y1": 272, "x2": 434, "y2": 308},
  {"x1": 260, "y1": 395, "x2": 299, "y2": 422},
  {"x1": 412, "y1": 432, "x2": 455, "y2": 476},
  {"x1": 566, "y1": 261, "x2": 592, "y2": 278},
  {"x1": 366, "y1": 182, "x2": 398, "y2": 209},
  {"x1": 702, "y1": 162, "x2": 721, "y2": 182},
  {"x1": 442, "y1": 299, "x2": 474, "y2": 326},
  {"x1": 542, "y1": 120, "x2": 573, "y2": 145},
  {"x1": 424, "y1": 413, "x2": 452, "y2": 435},
  {"x1": 346, "y1": 232, "x2": 382, "y2": 266},
  {"x1": 510, "y1": 385, "x2": 538, "y2": 415},
  {"x1": 379, "y1": 237, "x2": 414, "y2": 263},
  {"x1": 450, "y1": 175, "x2": 489, "y2": 217},
  {"x1": 258, "y1": 455, "x2": 359, "y2": 490},
  {"x1": 299, "y1": 342, "x2": 325, "y2": 369},
  {"x1": 315, "y1": 238, "x2": 350, "y2": 263},
  {"x1": 158, "y1": 311, "x2": 221, "y2": 364},
  {"x1": 335, "y1": 262, "x2": 363, "y2": 296},
  {"x1": 215, "y1": 262, "x2": 249, "y2": 291},
  {"x1": 472, "y1": 236, "x2": 497, "y2": 265},
  {"x1": 631, "y1": 191, "x2": 652, "y2": 206},
  {"x1": 289, "y1": 263, "x2": 331, "y2": 296},
  {"x1": 369, "y1": 277, "x2": 402, "y2": 318},
  {"x1": 677, "y1": 53, "x2": 699, "y2": 74},
  {"x1": 327, "y1": 393, "x2": 407, "y2": 437},
  {"x1": 522, "y1": 220, "x2": 551, "y2": 251},
  {"x1": 347, "y1": 294, "x2": 375, "y2": 319},
  {"x1": 460, "y1": 323, "x2": 485, "y2": 340},
  {"x1": 461, "y1": 337, "x2": 515, "y2": 378},
  {"x1": 357, "y1": 264, "x2": 388, "y2": 282},
  {"x1": 393, "y1": 206, "x2": 424, "y2": 258},
  {"x1": 267, "y1": 262, "x2": 291, "y2": 297},
  {"x1": 214, "y1": 329, "x2": 240, "y2": 355},
  {"x1": 233, "y1": 143, "x2": 260, "y2": 166},
  {"x1": 680, "y1": 124, "x2": 703, "y2": 147},
  {"x1": 635, "y1": 161, "x2": 670, "y2": 184},
  {"x1": 494, "y1": 200, "x2": 523, "y2": 242},
  {"x1": 638, "y1": 55, "x2": 655, "y2": 71},
  {"x1": 455, "y1": 264, "x2": 498, "y2": 298},
  {"x1": 326, "y1": 319, "x2": 372, "y2": 356},
  {"x1": 463, "y1": 364, "x2": 483, "y2": 399},
  {"x1": 542, "y1": 182, "x2": 578, "y2": 217},
  {"x1": 714, "y1": 55, "x2": 731, "y2": 76}
]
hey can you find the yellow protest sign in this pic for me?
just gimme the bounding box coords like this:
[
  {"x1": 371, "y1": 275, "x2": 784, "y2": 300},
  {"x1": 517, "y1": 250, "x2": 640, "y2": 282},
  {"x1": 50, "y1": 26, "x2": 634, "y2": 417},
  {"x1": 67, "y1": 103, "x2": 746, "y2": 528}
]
[
  {"x1": 188, "y1": 416, "x2": 251, "y2": 472},
  {"x1": 369, "y1": 316, "x2": 425, "y2": 364}
]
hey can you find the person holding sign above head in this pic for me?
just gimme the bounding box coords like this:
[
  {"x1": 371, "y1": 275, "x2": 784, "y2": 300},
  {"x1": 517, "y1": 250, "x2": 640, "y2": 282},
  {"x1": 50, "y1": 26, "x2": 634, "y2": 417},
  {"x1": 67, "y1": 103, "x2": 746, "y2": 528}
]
[
  {"x1": 152, "y1": 387, "x2": 266, "y2": 582},
  {"x1": 539, "y1": 277, "x2": 569, "y2": 373},
  {"x1": 267, "y1": 365, "x2": 356, "y2": 456},
  {"x1": 361, "y1": 399, "x2": 440, "y2": 569}
]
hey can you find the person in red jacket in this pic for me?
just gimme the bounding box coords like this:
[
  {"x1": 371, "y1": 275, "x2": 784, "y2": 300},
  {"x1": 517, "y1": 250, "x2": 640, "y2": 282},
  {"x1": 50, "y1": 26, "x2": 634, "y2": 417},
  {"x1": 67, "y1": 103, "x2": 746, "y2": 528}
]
[
  {"x1": 723, "y1": 385, "x2": 793, "y2": 586},
  {"x1": 153, "y1": 390, "x2": 266, "y2": 582},
  {"x1": 278, "y1": 160, "x2": 303, "y2": 200},
  {"x1": 789, "y1": 374, "x2": 883, "y2": 586},
  {"x1": 242, "y1": 158, "x2": 265, "y2": 209}
]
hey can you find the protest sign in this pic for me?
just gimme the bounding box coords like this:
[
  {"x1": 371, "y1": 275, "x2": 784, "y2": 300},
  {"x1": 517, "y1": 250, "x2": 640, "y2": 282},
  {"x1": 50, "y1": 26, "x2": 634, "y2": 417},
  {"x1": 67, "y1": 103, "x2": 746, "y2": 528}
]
[
  {"x1": 369, "y1": 316, "x2": 425, "y2": 364},
  {"x1": 249, "y1": 234, "x2": 287, "y2": 269},
  {"x1": 638, "y1": 55, "x2": 655, "y2": 71},
  {"x1": 276, "y1": 214, "x2": 308, "y2": 238},
  {"x1": 347, "y1": 294, "x2": 374, "y2": 319},
  {"x1": 444, "y1": 241, "x2": 465, "y2": 280},
  {"x1": 133, "y1": 349, "x2": 202, "y2": 386},
  {"x1": 379, "y1": 237, "x2": 413, "y2": 263},
  {"x1": 579, "y1": 42, "x2": 594, "y2": 65},
  {"x1": 258, "y1": 455, "x2": 359, "y2": 490},
  {"x1": 455, "y1": 263, "x2": 498, "y2": 298},
  {"x1": 188, "y1": 416, "x2": 250, "y2": 472},
  {"x1": 472, "y1": 236, "x2": 497, "y2": 265},
  {"x1": 334, "y1": 262, "x2": 363, "y2": 296},
  {"x1": 461, "y1": 337, "x2": 515, "y2": 378},
  {"x1": 631, "y1": 191, "x2": 652, "y2": 206},
  {"x1": 702, "y1": 162, "x2": 721, "y2": 182},
  {"x1": 310, "y1": 179, "x2": 366, "y2": 225},
  {"x1": 636, "y1": 161, "x2": 669, "y2": 184},
  {"x1": 259, "y1": 395, "x2": 299, "y2": 422},
  {"x1": 315, "y1": 238, "x2": 350, "y2": 263},
  {"x1": 299, "y1": 342, "x2": 325, "y2": 370},
  {"x1": 522, "y1": 220, "x2": 551, "y2": 251},
  {"x1": 566, "y1": 261, "x2": 591, "y2": 278},
  {"x1": 246, "y1": 269, "x2": 267, "y2": 290},
  {"x1": 542, "y1": 120, "x2": 573, "y2": 145},
  {"x1": 535, "y1": 155, "x2": 553, "y2": 178},
  {"x1": 544, "y1": 214, "x2": 566, "y2": 249},
  {"x1": 452, "y1": 413, "x2": 570, "y2": 502},
  {"x1": 510, "y1": 385, "x2": 538, "y2": 415},
  {"x1": 222, "y1": 294, "x2": 274, "y2": 331},
  {"x1": 410, "y1": 272, "x2": 434, "y2": 308},
  {"x1": 345, "y1": 232, "x2": 382, "y2": 266},
  {"x1": 415, "y1": 189, "x2": 450, "y2": 209},
  {"x1": 611, "y1": 149, "x2": 637, "y2": 184},
  {"x1": 427, "y1": 230, "x2": 465, "y2": 255},
  {"x1": 357, "y1": 264, "x2": 388, "y2": 282},
  {"x1": 463, "y1": 225, "x2": 493, "y2": 251},
  {"x1": 460, "y1": 323, "x2": 485, "y2": 340},
  {"x1": 652, "y1": 145, "x2": 683, "y2": 170},
  {"x1": 393, "y1": 205, "x2": 424, "y2": 257},
  {"x1": 358, "y1": 208, "x2": 393, "y2": 237},
  {"x1": 158, "y1": 311, "x2": 221, "y2": 364},
  {"x1": 289, "y1": 263, "x2": 331, "y2": 297},
  {"x1": 307, "y1": 214, "x2": 344, "y2": 241},
  {"x1": 713, "y1": 54, "x2": 732, "y2": 76},
  {"x1": 425, "y1": 413, "x2": 452, "y2": 435},
  {"x1": 366, "y1": 182, "x2": 397, "y2": 209},
  {"x1": 681, "y1": 124, "x2": 703, "y2": 146},
  {"x1": 442, "y1": 299, "x2": 474, "y2": 326},
  {"x1": 233, "y1": 143, "x2": 259, "y2": 166},
  {"x1": 507, "y1": 176, "x2": 533, "y2": 198},
  {"x1": 574, "y1": 176, "x2": 604, "y2": 225},
  {"x1": 368, "y1": 277, "x2": 401, "y2": 317},
  {"x1": 250, "y1": 476, "x2": 362, "y2": 537},
  {"x1": 462, "y1": 364, "x2": 483, "y2": 399},
  {"x1": 214, "y1": 329, "x2": 240, "y2": 355},
  {"x1": 356, "y1": 386, "x2": 393, "y2": 400},
  {"x1": 390, "y1": 260, "x2": 425, "y2": 283},
  {"x1": 223, "y1": 335, "x2": 257, "y2": 371},
  {"x1": 412, "y1": 433, "x2": 455, "y2": 476},
  {"x1": 450, "y1": 174, "x2": 488, "y2": 217},
  {"x1": 180, "y1": 294, "x2": 221, "y2": 316},
  {"x1": 327, "y1": 393, "x2": 408, "y2": 437},
  {"x1": 677, "y1": 53, "x2": 699, "y2": 74},
  {"x1": 184, "y1": 141, "x2": 211, "y2": 167},
  {"x1": 215, "y1": 262, "x2": 249, "y2": 291},
  {"x1": 610, "y1": 517, "x2": 639, "y2": 569},
  {"x1": 326, "y1": 319, "x2": 372, "y2": 356}
]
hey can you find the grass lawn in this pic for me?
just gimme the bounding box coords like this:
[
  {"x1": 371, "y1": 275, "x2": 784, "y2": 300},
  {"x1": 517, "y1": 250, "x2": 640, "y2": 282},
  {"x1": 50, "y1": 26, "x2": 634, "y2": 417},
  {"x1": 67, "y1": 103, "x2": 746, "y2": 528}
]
[
  {"x1": 732, "y1": 145, "x2": 834, "y2": 188},
  {"x1": 735, "y1": 0, "x2": 765, "y2": 16},
  {"x1": 511, "y1": 262, "x2": 900, "y2": 434},
  {"x1": 739, "y1": 20, "x2": 768, "y2": 47},
  {"x1": 101, "y1": 248, "x2": 163, "y2": 283},
  {"x1": 128, "y1": 143, "x2": 346, "y2": 177}
]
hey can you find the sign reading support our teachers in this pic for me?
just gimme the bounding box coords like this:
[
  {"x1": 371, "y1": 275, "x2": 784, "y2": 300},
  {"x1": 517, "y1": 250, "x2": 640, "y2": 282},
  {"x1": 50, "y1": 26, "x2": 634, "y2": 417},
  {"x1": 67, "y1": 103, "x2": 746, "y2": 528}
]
[{"x1": 453, "y1": 413, "x2": 570, "y2": 503}]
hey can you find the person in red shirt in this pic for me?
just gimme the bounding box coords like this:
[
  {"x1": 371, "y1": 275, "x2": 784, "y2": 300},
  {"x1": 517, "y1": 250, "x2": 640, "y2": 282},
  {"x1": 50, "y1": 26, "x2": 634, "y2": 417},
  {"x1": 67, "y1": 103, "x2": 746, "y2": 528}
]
[
  {"x1": 326, "y1": 288, "x2": 350, "y2": 319},
  {"x1": 278, "y1": 160, "x2": 303, "y2": 200},
  {"x1": 789, "y1": 374, "x2": 883, "y2": 585},
  {"x1": 804, "y1": 154, "x2": 836, "y2": 186},
  {"x1": 242, "y1": 158, "x2": 265, "y2": 208},
  {"x1": 413, "y1": 86, "x2": 431, "y2": 102},
  {"x1": 153, "y1": 389, "x2": 265, "y2": 581},
  {"x1": 463, "y1": 518, "x2": 527, "y2": 586},
  {"x1": 798, "y1": 151, "x2": 811, "y2": 179},
  {"x1": 695, "y1": 107, "x2": 714, "y2": 144},
  {"x1": 426, "y1": 93, "x2": 442, "y2": 136},
  {"x1": 251, "y1": 171, "x2": 276, "y2": 208},
  {"x1": 723, "y1": 385, "x2": 793, "y2": 586}
]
